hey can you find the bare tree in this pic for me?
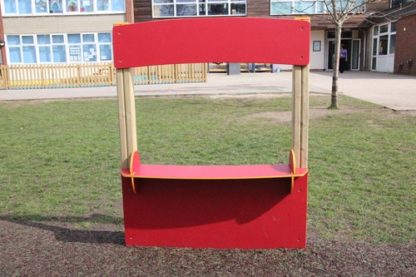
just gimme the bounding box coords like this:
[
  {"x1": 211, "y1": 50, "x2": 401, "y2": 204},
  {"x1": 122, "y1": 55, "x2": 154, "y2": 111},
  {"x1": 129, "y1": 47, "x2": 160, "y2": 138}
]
[{"x1": 323, "y1": 0, "x2": 374, "y2": 109}]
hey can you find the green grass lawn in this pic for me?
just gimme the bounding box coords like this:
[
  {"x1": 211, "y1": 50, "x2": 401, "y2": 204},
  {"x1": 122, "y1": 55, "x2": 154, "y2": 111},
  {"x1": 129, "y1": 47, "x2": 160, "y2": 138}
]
[{"x1": 0, "y1": 95, "x2": 415, "y2": 243}]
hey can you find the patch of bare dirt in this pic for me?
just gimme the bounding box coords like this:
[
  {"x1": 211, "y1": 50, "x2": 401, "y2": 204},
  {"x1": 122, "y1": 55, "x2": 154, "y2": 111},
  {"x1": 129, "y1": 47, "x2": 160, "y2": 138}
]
[
  {"x1": 395, "y1": 110, "x2": 416, "y2": 116},
  {"x1": 0, "y1": 216, "x2": 415, "y2": 276},
  {"x1": 248, "y1": 108, "x2": 360, "y2": 124},
  {"x1": 209, "y1": 93, "x2": 293, "y2": 99}
]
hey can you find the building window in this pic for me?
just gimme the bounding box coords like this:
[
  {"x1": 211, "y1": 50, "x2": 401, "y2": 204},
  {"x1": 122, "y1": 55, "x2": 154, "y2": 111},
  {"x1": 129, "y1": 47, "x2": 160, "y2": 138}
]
[
  {"x1": 4, "y1": 0, "x2": 32, "y2": 14},
  {"x1": 389, "y1": 34, "x2": 396, "y2": 54},
  {"x1": 378, "y1": 35, "x2": 388, "y2": 55},
  {"x1": 1, "y1": 0, "x2": 124, "y2": 15},
  {"x1": 22, "y1": 35, "x2": 37, "y2": 63},
  {"x1": 271, "y1": 0, "x2": 328, "y2": 15},
  {"x1": 372, "y1": 22, "x2": 396, "y2": 57},
  {"x1": 52, "y1": 35, "x2": 67, "y2": 62},
  {"x1": 6, "y1": 32, "x2": 113, "y2": 64},
  {"x1": 371, "y1": 22, "x2": 396, "y2": 70},
  {"x1": 270, "y1": 0, "x2": 364, "y2": 15},
  {"x1": 152, "y1": 0, "x2": 246, "y2": 18}
]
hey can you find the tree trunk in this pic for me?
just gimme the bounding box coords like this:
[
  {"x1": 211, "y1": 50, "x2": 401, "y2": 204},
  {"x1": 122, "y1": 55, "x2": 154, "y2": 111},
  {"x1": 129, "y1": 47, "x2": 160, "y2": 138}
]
[{"x1": 330, "y1": 23, "x2": 343, "y2": 109}]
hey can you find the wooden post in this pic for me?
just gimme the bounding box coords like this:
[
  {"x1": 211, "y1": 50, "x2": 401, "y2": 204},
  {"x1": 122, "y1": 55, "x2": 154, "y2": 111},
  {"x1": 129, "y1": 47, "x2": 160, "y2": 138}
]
[
  {"x1": 116, "y1": 69, "x2": 128, "y2": 168},
  {"x1": 123, "y1": 68, "x2": 138, "y2": 159},
  {"x1": 300, "y1": 65, "x2": 309, "y2": 168},
  {"x1": 5, "y1": 65, "x2": 10, "y2": 89},
  {"x1": 292, "y1": 66, "x2": 302, "y2": 166}
]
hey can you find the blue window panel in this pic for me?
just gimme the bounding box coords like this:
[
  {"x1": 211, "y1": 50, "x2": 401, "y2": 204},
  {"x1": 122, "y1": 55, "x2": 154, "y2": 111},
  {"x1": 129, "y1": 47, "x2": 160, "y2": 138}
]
[
  {"x1": 83, "y1": 44, "x2": 97, "y2": 62},
  {"x1": 39, "y1": 46, "x2": 52, "y2": 62},
  {"x1": 82, "y1": 34, "x2": 95, "y2": 43},
  {"x1": 111, "y1": 0, "x2": 125, "y2": 11},
  {"x1": 66, "y1": 0, "x2": 79, "y2": 12},
  {"x1": 37, "y1": 35, "x2": 51, "y2": 44},
  {"x1": 97, "y1": 0, "x2": 109, "y2": 11},
  {"x1": 52, "y1": 35, "x2": 64, "y2": 44},
  {"x1": 4, "y1": 0, "x2": 17, "y2": 13},
  {"x1": 50, "y1": 0, "x2": 63, "y2": 13},
  {"x1": 35, "y1": 0, "x2": 48, "y2": 13},
  {"x1": 99, "y1": 45, "x2": 112, "y2": 61},
  {"x1": 80, "y1": 0, "x2": 94, "y2": 12},
  {"x1": 271, "y1": 2, "x2": 292, "y2": 15},
  {"x1": 153, "y1": 5, "x2": 174, "y2": 16},
  {"x1": 9, "y1": 47, "x2": 22, "y2": 63},
  {"x1": 98, "y1": 33, "x2": 111, "y2": 43},
  {"x1": 326, "y1": 0, "x2": 353, "y2": 12},
  {"x1": 230, "y1": 3, "x2": 246, "y2": 15},
  {"x1": 316, "y1": 1, "x2": 325, "y2": 13},
  {"x1": 18, "y1": 0, "x2": 32, "y2": 13},
  {"x1": 7, "y1": 35, "x2": 21, "y2": 46},
  {"x1": 352, "y1": 0, "x2": 364, "y2": 12},
  {"x1": 23, "y1": 46, "x2": 37, "y2": 63},
  {"x1": 53, "y1": 45, "x2": 66, "y2": 63},
  {"x1": 208, "y1": 4, "x2": 228, "y2": 15},
  {"x1": 294, "y1": 1, "x2": 315, "y2": 14},
  {"x1": 22, "y1": 35, "x2": 34, "y2": 44},
  {"x1": 68, "y1": 34, "x2": 81, "y2": 44},
  {"x1": 176, "y1": 4, "x2": 197, "y2": 16},
  {"x1": 336, "y1": 0, "x2": 347, "y2": 11}
]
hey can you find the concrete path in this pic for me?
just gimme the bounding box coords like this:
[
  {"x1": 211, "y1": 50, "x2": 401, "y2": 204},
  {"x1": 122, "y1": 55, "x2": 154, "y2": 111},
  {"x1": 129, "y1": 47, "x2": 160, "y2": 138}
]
[{"x1": 0, "y1": 71, "x2": 415, "y2": 110}]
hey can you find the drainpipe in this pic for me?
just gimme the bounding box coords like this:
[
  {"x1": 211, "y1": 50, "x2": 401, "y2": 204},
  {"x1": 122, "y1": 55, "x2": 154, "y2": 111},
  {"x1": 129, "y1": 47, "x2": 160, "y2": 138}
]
[
  {"x1": 0, "y1": 14, "x2": 6, "y2": 65},
  {"x1": 125, "y1": 0, "x2": 135, "y2": 23},
  {"x1": 363, "y1": 30, "x2": 367, "y2": 71}
]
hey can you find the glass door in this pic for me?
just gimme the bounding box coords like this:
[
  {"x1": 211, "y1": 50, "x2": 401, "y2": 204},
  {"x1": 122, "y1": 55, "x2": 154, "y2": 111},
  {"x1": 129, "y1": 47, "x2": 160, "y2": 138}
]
[{"x1": 327, "y1": 39, "x2": 352, "y2": 71}]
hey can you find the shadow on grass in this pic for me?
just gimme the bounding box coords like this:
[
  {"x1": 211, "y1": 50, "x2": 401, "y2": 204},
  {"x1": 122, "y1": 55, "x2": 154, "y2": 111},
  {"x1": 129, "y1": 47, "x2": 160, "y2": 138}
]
[{"x1": 0, "y1": 214, "x2": 125, "y2": 245}]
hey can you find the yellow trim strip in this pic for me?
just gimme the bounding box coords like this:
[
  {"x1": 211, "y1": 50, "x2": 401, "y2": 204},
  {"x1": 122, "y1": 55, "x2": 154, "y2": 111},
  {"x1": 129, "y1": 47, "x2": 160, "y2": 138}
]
[
  {"x1": 130, "y1": 174, "x2": 136, "y2": 194},
  {"x1": 129, "y1": 151, "x2": 137, "y2": 193}
]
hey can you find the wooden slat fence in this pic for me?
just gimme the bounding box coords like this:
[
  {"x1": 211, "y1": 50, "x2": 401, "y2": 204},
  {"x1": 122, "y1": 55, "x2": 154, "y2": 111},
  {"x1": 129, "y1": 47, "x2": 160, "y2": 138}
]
[{"x1": 0, "y1": 63, "x2": 207, "y2": 89}]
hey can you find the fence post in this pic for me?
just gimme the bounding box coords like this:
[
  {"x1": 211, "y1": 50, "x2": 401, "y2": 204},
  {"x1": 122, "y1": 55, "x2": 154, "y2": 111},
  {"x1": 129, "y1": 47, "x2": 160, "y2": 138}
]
[{"x1": 76, "y1": 65, "x2": 81, "y2": 86}]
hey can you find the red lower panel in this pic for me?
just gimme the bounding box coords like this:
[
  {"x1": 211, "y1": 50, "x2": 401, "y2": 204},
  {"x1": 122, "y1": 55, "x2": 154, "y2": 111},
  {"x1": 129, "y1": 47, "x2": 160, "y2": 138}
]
[{"x1": 121, "y1": 175, "x2": 308, "y2": 249}]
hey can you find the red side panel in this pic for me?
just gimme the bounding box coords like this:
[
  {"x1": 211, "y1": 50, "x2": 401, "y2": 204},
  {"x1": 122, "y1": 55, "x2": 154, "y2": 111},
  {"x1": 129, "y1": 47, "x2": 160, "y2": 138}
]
[
  {"x1": 121, "y1": 174, "x2": 308, "y2": 249},
  {"x1": 113, "y1": 18, "x2": 310, "y2": 68}
]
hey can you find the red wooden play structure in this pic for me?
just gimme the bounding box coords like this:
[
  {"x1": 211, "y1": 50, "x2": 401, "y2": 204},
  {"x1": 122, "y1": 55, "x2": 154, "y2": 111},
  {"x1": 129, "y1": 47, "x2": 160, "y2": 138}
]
[{"x1": 113, "y1": 18, "x2": 310, "y2": 249}]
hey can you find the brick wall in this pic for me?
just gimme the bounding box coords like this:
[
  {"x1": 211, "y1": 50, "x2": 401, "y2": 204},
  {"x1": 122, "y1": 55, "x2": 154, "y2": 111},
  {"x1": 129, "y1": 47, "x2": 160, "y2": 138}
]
[{"x1": 395, "y1": 14, "x2": 416, "y2": 75}]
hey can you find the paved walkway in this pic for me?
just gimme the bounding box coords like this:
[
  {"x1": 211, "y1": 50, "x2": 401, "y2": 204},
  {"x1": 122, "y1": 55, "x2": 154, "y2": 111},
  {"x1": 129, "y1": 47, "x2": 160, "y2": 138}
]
[{"x1": 1, "y1": 71, "x2": 415, "y2": 110}]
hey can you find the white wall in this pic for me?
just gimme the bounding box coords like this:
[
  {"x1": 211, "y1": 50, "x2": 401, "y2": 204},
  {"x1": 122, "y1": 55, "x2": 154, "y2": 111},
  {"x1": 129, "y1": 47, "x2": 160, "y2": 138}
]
[
  {"x1": 376, "y1": 55, "x2": 395, "y2": 72},
  {"x1": 275, "y1": 30, "x2": 325, "y2": 71},
  {"x1": 310, "y1": 30, "x2": 325, "y2": 70},
  {"x1": 3, "y1": 15, "x2": 125, "y2": 34}
]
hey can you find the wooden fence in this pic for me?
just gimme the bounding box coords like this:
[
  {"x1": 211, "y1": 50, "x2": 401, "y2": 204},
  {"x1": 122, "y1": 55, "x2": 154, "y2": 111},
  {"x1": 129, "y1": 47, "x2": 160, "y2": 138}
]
[{"x1": 0, "y1": 63, "x2": 207, "y2": 89}]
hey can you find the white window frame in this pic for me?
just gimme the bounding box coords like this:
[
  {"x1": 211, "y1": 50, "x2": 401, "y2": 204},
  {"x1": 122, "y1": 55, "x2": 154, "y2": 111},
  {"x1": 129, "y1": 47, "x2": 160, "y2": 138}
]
[
  {"x1": 152, "y1": 0, "x2": 247, "y2": 18},
  {"x1": 51, "y1": 33, "x2": 67, "y2": 63},
  {"x1": 371, "y1": 22, "x2": 396, "y2": 71},
  {"x1": 270, "y1": 0, "x2": 325, "y2": 15},
  {"x1": 270, "y1": 0, "x2": 365, "y2": 15},
  {"x1": 6, "y1": 34, "x2": 40, "y2": 64},
  {"x1": 97, "y1": 33, "x2": 113, "y2": 62},
  {"x1": 81, "y1": 33, "x2": 98, "y2": 62},
  {"x1": 5, "y1": 32, "x2": 113, "y2": 64},
  {"x1": 37, "y1": 34, "x2": 53, "y2": 63},
  {"x1": 0, "y1": 0, "x2": 125, "y2": 16}
]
